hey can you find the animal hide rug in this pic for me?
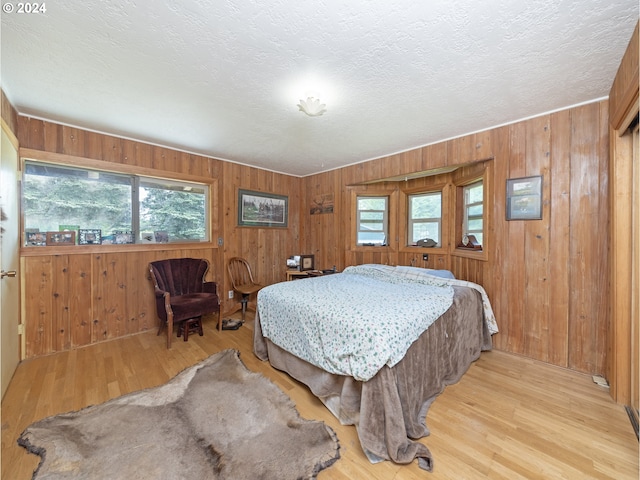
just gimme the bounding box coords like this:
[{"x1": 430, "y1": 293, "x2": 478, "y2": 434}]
[{"x1": 18, "y1": 349, "x2": 340, "y2": 479}]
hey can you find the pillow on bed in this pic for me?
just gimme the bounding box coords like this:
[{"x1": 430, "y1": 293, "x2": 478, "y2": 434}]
[{"x1": 394, "y1": 265, "x2": 456, "y2": 279}]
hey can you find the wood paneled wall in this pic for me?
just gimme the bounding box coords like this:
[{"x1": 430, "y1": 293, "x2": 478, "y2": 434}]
[
  {"x1": 4, "y1": 93, "x2": 611, "y2": 377},
  {"x1": 301, "y1": 101, "x2": 610, "y2": 375},
  {"x1": 1, "y1": 90, "x2": 18, "y2": 134},
  {"x1": 14, "y1": 116, "x2": 300, "y2": 358},
  {"x1": 22, "y1": 249, "x2": 216, "y2": 357},
  {"x1": 220, "y1": 161, "x2": 301, "y2": 289}
]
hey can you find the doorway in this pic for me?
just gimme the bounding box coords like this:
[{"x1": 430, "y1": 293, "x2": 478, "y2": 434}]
[{"x1": 1, "y1": 122, "x2": 21, "y2": 399}]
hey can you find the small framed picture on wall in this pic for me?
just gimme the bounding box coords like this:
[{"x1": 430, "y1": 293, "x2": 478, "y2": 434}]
[{"x1": 506, "y1": 175, "x2": 543, "y2": 220}]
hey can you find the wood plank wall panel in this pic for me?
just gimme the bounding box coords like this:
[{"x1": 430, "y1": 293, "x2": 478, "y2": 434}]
[
  {"x1": 220, "y1": 161, "x2": 299, "y2": 294},
  {"x1": 22, "y1": 256, "x2": 54, "y2": 357},
  {"x1": 500, "y1": 122, "x2": 527, "y2": 354},
  {"x1": 300, "y1": 169, "x2": 344, "y2": 271},
  {"x1": 1, "y1": 90, "x2": 18, "y2": 134},
  {"x1": 548, "y1": 110, "x2": 572, "y2": 367},
  {"x1": 15, "y1": 115, "x2": 297, "y2": 357},
  {"x1": 522, "y1": 115, "x2": 551, "y2": 362},
  {"x1": 302, "y1": 100, "x2": 610, "y2": 375},
  {"x1": 22, "y1": 249, "x2": 220, "y2": 358},
  {"x1": 568, "y1": 103, "x2": 609, "y2": 373}
]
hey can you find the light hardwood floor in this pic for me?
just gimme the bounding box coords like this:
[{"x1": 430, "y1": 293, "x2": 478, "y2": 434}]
[{"x1": 2, "y1": 314, "x2": 638, "y2": 480}]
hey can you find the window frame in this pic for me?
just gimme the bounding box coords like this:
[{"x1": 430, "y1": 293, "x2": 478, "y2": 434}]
[
  {"x1": 452, "y1": 168, "x2": 489, "y2": 261},
  {"x1": 349, "y1": 187, "x2": 397, "y2": 250},
  {"x1": 463, "y1": 180, "x2": 484, "y2": 243},
  {"x1": 408, "y1": 191, "x2": 442, "y2": 246},
  {"x1": 399, "y1": 183, "x2": 448, "y2": 253},
  {"x1": 19, "y1": 150, "x2": 218, "y2": 254},
  {"x1": 356, "y1": 195, "x2": 389, "y2": 246}
]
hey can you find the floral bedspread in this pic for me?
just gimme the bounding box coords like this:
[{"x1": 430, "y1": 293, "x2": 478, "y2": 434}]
[{"x1": 257, "y1": 264, "x2": 468, "y2": 381}]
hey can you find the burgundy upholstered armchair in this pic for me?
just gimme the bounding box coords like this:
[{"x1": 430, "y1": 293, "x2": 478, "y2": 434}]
[{"x1": 149, "y1": 258, "x2": 221, "y2": 349}]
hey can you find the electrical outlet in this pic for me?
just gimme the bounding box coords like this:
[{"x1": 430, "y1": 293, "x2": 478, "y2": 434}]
[{"x1": 228, "y1": 290, "x2": 234, "y2": 299}]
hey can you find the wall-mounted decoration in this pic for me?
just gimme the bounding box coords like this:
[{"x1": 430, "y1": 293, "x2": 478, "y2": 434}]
[
  {"x1": 506, "y1": 175, "x2": 543, "y2": 220},
  {"x1": 46, "y1": 231, "x2": 76, "y2": 246},
  {"x1": 310, "y1": 193, "x2": 334, "y2": 215},
  {"x1": 300, "y1": 254, "x2": 315, "y2": 271},
  {"x1": 79, "y1": 229, "x2": 101, "y2": 245},
  {"x1": 238, "y1": 189, "x2": 288, "y2": 227}
]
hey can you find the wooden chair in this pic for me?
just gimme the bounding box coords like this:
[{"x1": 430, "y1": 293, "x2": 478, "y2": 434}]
[
  {"x1": 227, "y1": 257, "x2": 263, "y2": 322},
  {"x1": 149, "y1": 258, "x2": 221, "y2": 349}
]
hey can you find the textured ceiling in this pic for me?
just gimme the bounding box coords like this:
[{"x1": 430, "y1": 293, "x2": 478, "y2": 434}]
[{"x1": 1, "y1": 1, "x2": 638, "y2": 176}]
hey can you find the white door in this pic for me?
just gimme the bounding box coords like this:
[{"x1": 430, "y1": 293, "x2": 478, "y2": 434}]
[{"x1": 1, "y1": 123, "x2": 20, "y2": 399}]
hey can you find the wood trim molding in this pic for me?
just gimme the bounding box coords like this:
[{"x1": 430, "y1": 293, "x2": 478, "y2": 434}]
[
  {"x1": 610, "y1": 22, "x2": 639, "y2": 131},
  {"x1": 19, "y1": 148, "x2": 214, "y2": 185}
]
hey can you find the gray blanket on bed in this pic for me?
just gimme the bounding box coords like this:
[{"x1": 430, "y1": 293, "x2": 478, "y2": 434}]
[{"x1": 254, "y1": 286, "x2": 492, "y2": 471}]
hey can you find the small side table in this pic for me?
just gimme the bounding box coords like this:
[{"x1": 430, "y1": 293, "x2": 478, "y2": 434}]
[{"x1": 286, "y1": 270, "x2": 309, "y2": 281}]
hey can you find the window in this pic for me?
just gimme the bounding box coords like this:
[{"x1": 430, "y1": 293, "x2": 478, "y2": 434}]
[
  {"x1": 408, "y1": 191, "x2": 442, "y2": 246},
  {"x1": 356, "y1": 196, "x2": 388, "y2": 245},
  {"x1": 23, "y1": 161, "x2": 209, "y2": 244},
  {"x1": 139, "y1": 177, "x2": 208, "y2": 242},
  {"x1": 462, "y1": 180, "x2": 483, "y2": 245}
]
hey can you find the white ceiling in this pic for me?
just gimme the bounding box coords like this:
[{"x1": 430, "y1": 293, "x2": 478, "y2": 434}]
[{"x1": 1, "y1": 1, "x2": 637, "y2": 177}]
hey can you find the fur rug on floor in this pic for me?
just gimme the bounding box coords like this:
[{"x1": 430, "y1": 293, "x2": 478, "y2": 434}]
[{"x1": 18, "y1": 349, "x2": 340, "y2": 479}]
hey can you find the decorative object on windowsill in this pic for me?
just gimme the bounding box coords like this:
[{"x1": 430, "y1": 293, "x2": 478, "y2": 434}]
[
  {"x1": 140, "y1": 232, "x2": 155, "y2": 243},
  {"x1": 25, "y1": 230, "x2": 46, "y2": 246},
  {"x1": 506, "y1": 175, "x2": 543, "y2": 220},
  {"x1": 154, "y1": 231, "x2": 169, "y2": 243},
  {"x1": 114, "y1": 231, "x2": 134, "y2": 244},
  {"x1": 457, "y1": 234, "x2": 482, "y2": 250},
  {"x1": 58, "y1": 225, "x2": 79, "y2": 244},
  {"x1": 416, "y1": 238, "x2": 437, "y2": 248},
  {"x1": 297, "y1": 96, "x2": 327, "y2": 117},
  {"x1": 79, "y1": 229, "x2": 102, "y2": 245},
  {"x1": 46, "y1": 231, "x2": 76, "y2": 246}
]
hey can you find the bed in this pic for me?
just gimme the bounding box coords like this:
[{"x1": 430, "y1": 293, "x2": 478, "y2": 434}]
[{"x1": 253, "y1": 264, "x2": 498, "y2": 471}]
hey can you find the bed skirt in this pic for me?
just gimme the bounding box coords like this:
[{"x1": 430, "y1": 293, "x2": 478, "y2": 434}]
[{"x1": 254, "y1": 286, "x2": 492, "y2": 471}]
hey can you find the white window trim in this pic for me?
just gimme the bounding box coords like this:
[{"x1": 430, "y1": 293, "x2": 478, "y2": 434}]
[
  {"x1": 356, "y1": 195, "x2": 389, "y2": 246},
  {"x1": 408, "y1": 191, "x2": 442, "y2": 246}
]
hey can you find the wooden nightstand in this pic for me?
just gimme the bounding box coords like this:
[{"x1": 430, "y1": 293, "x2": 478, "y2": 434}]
[
  {"x1": 286, "y1": 268, "x2": 338, "y2": 281},
  {"x1": 286, "y1": 270, "x2": 309, "y2": 281}
]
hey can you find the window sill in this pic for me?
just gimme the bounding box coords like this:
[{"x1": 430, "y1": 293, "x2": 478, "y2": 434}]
[
  {"x1": 451, "y1": 247, "x2": 488, "y2": 262},
  {"x1": 20, "y1": 241, "x2": 218, "y2": 256},
  {"x1": 400, "y1": 246, "x2": 446, "y2": 254},
  {"x1": 353, "y1": 244, "x2": 394, "y2": 251}
]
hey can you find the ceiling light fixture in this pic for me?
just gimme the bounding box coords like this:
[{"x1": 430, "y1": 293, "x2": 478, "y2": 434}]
[{"x1": 297, "y1": 96, "x2": 327, "y2": 117}]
